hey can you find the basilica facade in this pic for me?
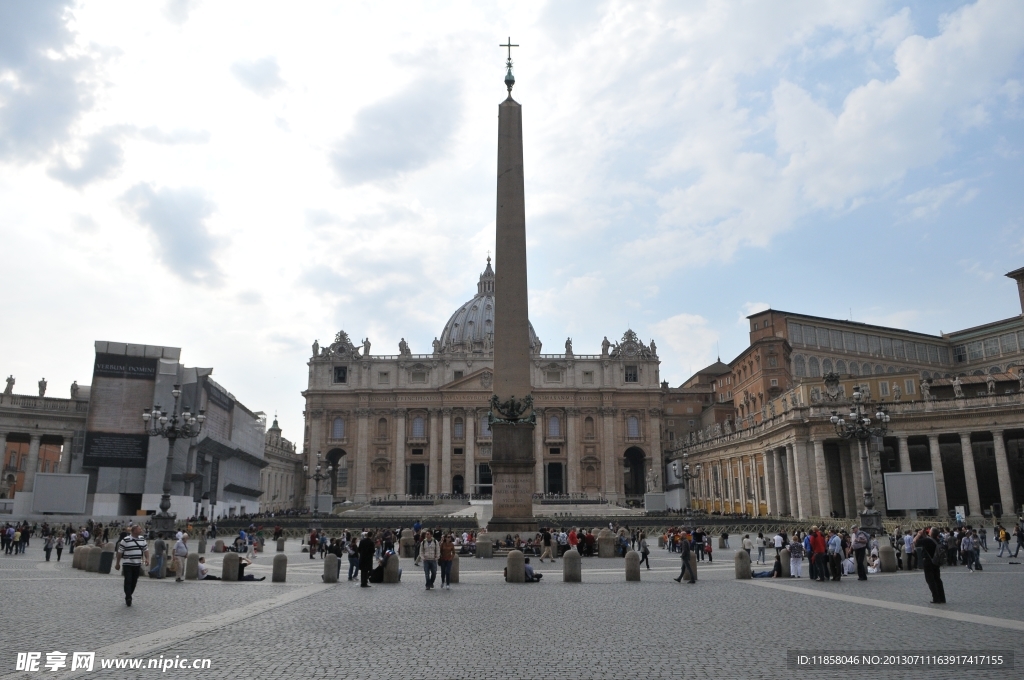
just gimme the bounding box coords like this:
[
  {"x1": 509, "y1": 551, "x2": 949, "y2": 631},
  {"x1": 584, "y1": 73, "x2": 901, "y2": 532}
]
[{"x1": 302, "y1": 259, "x2": 664, "y2": 505}]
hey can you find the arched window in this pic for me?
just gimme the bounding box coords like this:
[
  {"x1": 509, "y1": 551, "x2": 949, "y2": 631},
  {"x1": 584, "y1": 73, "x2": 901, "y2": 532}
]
[
  {"x1": 627, "y1": 415, "x2": 640, "y2": 438},
  {"x1": 794, "y1": 356, "x2": 806, "y2": 377},
  {"x1": 584, "y1": 416, "x2": 595, "y2": 438},
  {"x1": 480, "y1": 416, "x2": 491, "y2": 437},
  {"x1": 850, "y1": 362, "x2": 860, "y2": 376},
  {"x1": 886, "y1": 366, "x2": 895, "y2": 373},
  {"x1": 862, "y1": 363, "x2": 871, "y2": 375},
  {"x1": 332, "y1": 418, "x2": 345, "y2": 439},
  {"x1": 377, "y1": 418, "x2": 387, "y2": 438},
  {"x1": 453, "y1": 417, "x2": 464, "y2": 440},
  {"x1": 411, "y1": 416, "x2": 425, "y2": 438},
  {"x1": 808, "y1": 357, "x2": 821, "y2": 377},
  {"x1": 874, "y1": 365, "x2": 884, "y2": 375},
  {"x1": 822, "y1": 358, "x2": 833, "y2": 374},
  {"x1": 548, "y1": 415, "x2": 561, "y2": 437}
]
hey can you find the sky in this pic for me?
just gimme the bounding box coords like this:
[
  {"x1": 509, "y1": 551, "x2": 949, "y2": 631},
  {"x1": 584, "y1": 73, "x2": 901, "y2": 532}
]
[{"x1": 1, "y1": 0, "x2": 1022, "y2": 443}]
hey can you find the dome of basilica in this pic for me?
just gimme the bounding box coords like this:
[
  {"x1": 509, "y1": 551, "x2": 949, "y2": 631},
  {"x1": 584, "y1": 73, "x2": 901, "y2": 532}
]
[{"x1": 436, "y1": 257, "x2": 539, "y2": 355}]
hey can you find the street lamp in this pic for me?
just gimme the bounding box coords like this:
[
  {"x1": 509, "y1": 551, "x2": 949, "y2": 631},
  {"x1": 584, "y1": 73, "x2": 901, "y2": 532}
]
[
  {"x1": 142, "y1": 384, "x2": 205, "y2": 537},
  {"x1": 826, "y1": 372, "x2": 890, "y2": 535},
  {"x1": 671, "y1": 453, "x2": 702, "y2": 511},
  {"x1": 304, "y1": 451, "x2": 333, "y2": 529}
]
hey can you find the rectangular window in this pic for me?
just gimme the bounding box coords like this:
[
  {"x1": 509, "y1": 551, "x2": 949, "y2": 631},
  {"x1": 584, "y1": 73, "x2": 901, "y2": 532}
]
[
  {"x1": 770, "y1": 379, "x2": 778, "y2": 386},
  {"x1": 830, "y1": 329, "x2": 842, "y2": 349},
  {"x1": 855, "y1": 334, "x2": 869, "y2": 353},
  {"x1": 788, "y1": 321, "x2": 803, "y2": 345},
  {"x1": 939, "y1": 347, "x2": 950, "y2": 365},
  {"x1": 967, "y1": 341, "x2": 983, "y2": 361},
  {"x1": 411, "y1": 370, "x2": 428, "y2": 383},
  {"x1": 582, "y1": 370, "x2": 594, "y2": 384},
  {"x1": 954, "y1": 344, "x2": 967, "y2": 363},
  {"x1": 454, "y1": 420, "x2": 464, "y2": 439},
  {"x1": 843, "y1": 331, "x2": 856, "y2": 352},
  {"x1": 879, "y1": 381, "x2": 889, "y2": 396},
  {"x1": 548, "y1": 447, "x2": 561, "y2": 455},
  {"x1": 333, "y1": 366, "x2": 348, "y2": 384},
  {"x1": 817, "y1": 327, "x2": 830, "y2": 348},
  {"x1": 686, "y1": 407, "x2": 693, "y2": 414},
  {"x1": 767, "y1": 355, "x2": 778, "y2": 368},
  {"x1": 1001, "y1": 333, "x2": 1019, "y2": 354},
  {"x1": 624, "y1": 365, "x2": 638, "y2": 383},
  {"x1": 904, "y1": 341, "x2": 917, "y2": 362},
  {"x1": 881, "y1": 337, "x2": 893, "y2": 357},
  {"x1": 905, "y1": 379, "x2": 915, "y2": 395},
  {"x1": 983, "y1": 337, "x2": 1000, "y2": 358},
  {"x1": 688, "y1": 419, "x2": 695, "y2": 426},
  {"x1": 377, "y1": 371, "x2": 390, "y2": 385},
  {"x1": 928, "y1": 345, "x2": 939, "y2": 363},
  {"x1": 668, "y1": 432, "x2": 675, "y2": 441},
  {"x1": 454, "y1": 370, "x2": 464, "y2": 380},
  {"x1": 894, "y1": 339, "x2": 906, "y2": 360},
  {"x1": 868, "y1": 336, "x2": 881, "y2": 354},
  {"x1": 1018, "y1": 330, "x2": 1024, "y2": 352},
  {"x1": 545, "y1": 370, "x2": 562, "y2": 382},
  {"x1": 454, "y1": 447, "x2": 463, "y2": 455},
  {"x1": 412, "y1": 448, "x2": 424, "y2": 456}
]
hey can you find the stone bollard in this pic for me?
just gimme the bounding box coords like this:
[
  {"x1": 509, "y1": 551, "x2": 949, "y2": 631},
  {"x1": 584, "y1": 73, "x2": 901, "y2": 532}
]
[
  {"x1": 99, "y1": 543, "x2": 115, "y2": 574},
  {"x1": 185, "y1": 553, "x2": 199, "y2": 580},
  {"x1": 563, "y1": 548, "x2": 582, "y2": 582},
  {"x1": 597, "y1": 529, "x2": 615, "y2": 558},
  {"x1": 86, "y1": 546, "x2": 102, "y2": 573},
  {"x1": 214, "y1": 539, "x2": 224, "y2": 553},
  {"x1": 506, "y1": 550, "x2": 525, "y2": 583},
  {"x1": 625, "y1": 550, "x2": 641, "y2": 581},
  {"x1": 476, "y1": 538, "x2": 493, "y2": 559},
  {"x1": 277, "y1": 538, "x2": 285, "y2": 552},
  {"x1": 222, "y1": 552, "x2": 240, "y2": 581},
  {"x1": 450, "y1": 553, "x2": 460, "y2": 584},
  {"x1": 72, "y1": 545, "x2": 83, "y2": 569},
  {"x1": 198, "y1": 538, "x2": 206, "y2": 554},
  {"x1": 323, "y1": 554, "x2": 339, "y2": 583},
  {"x1": 718, "y1": 535, "x2": 726, "y2": 549},
  {"x1": 658, "y1": 536, "x2": 665, "y2": 548},
  {"x1": 273, "y1": 553, "x2": 287, "y2": 582},
  {"x1": 734, "y1": 548, "x2": 752, "y2": 579},
  {"x1": 689, "y1": 552, "x2": 699, "y2": 582},
  {"x1": 384, "y1": 554, "x2": 401, "y2": 583},
  {"x1": 399, "y1": 529, "x2": 415, "y2": 559},
  {"x1": 879, "y1": 543, "x2": 897, "y2": 573},
  {"x1": 780, "y1": 547, "x2": 791, "y2": 578}
]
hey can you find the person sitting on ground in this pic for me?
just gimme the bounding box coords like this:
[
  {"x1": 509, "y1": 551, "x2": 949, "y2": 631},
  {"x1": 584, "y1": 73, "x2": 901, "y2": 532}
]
[
  {"x1": 753, "y1": 554, "x2": 784, "y2": 578},
  {"x1": 197, "y1": 557, "x2": 221, "y2": 580},
  {"x1": 524, "y1": 557, "x2": 543, "y2": 582},
  {"x1": 237, "y1": 557, "x2": 266, "y2": 581}
]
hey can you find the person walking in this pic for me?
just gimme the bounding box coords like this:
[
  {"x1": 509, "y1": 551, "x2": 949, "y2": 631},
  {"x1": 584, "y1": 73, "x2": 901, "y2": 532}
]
[
  {"x1": 755, "y1": 533, "x2": 766, "y2": 565},
  {"x1": 115, "y1": 525, "x2": 150, "y2": 607},
  {"x1": 438, "y1": 535, "x2": 455, "y2": 589},
  {"x1": 346, "y1": 537, "x2": 360, "y2": 581},
  {"x1": 827, "y1": 529, "x2": 843, "y2": 581},
  {"x1": 918, "y1": 528, "x2": 946, "y2": 604},
  {"x1": 1013, "y1": 526, "x2": 1024, "y2": 558},
  {"x1": 741, "y1": 534, "x2": 753, "y2": 559},
  {"x1": 55, "y1": 535, "x2": 64, "y2": 562},
  {"x1": 172, "y1": 533, "x2": 189, "y2": 581},
  {"x1": 638, "y1": 532, "x2": 651, "y2": 570},
  {"x1": 357, "y1": 532, "x2": 375, "y2": 588},
  {"x1": 43, "y1": 535, "x2": 54, "y2": 562},
  {"x1": 808, "y1": 527, "x2": 827, "y2": 582},
  {"x1": 420, "y1": 531, "x2": 439, "y2": 590},
  {"x1": 673, "y1": 534, "x2": 695, "y2": 584},
  {"x1": 851, "y1": 525, "x2": 869, "y2": 581},
  {"x1": 539, "y1": 528, "x2": 554, "y2": 563},
  {"x1": 996, "y1": 526, "x2": 1010, "y2": 557}
]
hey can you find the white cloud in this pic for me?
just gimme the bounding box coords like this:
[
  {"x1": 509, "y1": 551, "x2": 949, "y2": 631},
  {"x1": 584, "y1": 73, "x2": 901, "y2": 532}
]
[
  {"x1": 650, "y1": 313, "x2": 720, "y2": 386},
  {"x1": 739, "y1": 302, "x2": 771, "y2": 326}
]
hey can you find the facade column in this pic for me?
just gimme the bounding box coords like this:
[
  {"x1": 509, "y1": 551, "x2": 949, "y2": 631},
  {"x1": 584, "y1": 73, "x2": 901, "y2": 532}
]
[
  {"x1": 991, "y1": 430, "x2": 1015, "y2": 516},
  {"x1": 464, "y1": 411, "x2": 475, "y2": 496},
  {"x1": 763, "y1": 450, "x2": 776, "y2": 515},
  {"x1": 649, "y1": 409, "x2": 663, "y2": 492},
  {"x1": 927, "y1": 435, "x2": 949, "y2": 517},
  {"x1": 440, "y1": 408, "x2": 452, "y2": 494},
  {"x1": 354, "y1": 409, "x2": 369, "y2": 502},
  {"x1": 394, "y1": 409, "x2": 406, "y2": 496},
  {"x1": 959, "y1": 432, "x2": 982, "y2": 517},
  {"x1": 534, "y1": 408, "x2": 545, "y2": 494},
  {"x1": 23, "y1": 434, "x2": 42, "y2": 492},
  {"x1": 602, "y1": 408, "x2": 616, "y2": 500},
  {"x1": 783, "y1": 448, "x2": 796, "y2": 516},
  {"x1": 897, "y1": 435, "x2": 915, "y2": 517},
  {"x1": 61, "y1": 432, "x2": 74, "y2": 473},
  {"x1": 566, "y1": 408, "x2": 579, "y2": 494},
  {"x1": 789, "y1": 441, "x2": 811, "y2": 519},
  {"x1": 428, "y1": 410, "x2": 440, "y2": 495},
  {"x1": 772, "y1": 448, "x2": 788, "y2": 515},
  {"x1": 812, "y1": 437, "x2": 831, "y2": 519}
]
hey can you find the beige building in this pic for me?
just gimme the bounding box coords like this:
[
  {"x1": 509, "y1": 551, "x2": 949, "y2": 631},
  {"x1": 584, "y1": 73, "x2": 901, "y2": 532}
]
[
  {"x1": 667, "y1": 268, "x2": 1024, "y2": 521},
  {"x1": 301, "y1": 259, "x2": 664, "y2": 505},
  {"x1": 260, "y1": 417, "x2": 303, "y2": 513}
]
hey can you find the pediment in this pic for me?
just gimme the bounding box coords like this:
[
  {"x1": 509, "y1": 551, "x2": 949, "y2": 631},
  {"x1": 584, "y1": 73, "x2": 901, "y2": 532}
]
[{"x1": 442, "y1": 367, "x2": 494, "y2": 392}]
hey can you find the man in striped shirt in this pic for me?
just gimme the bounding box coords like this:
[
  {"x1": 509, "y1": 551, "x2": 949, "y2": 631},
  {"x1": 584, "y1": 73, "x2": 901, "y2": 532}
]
[{"x1": 115, "y1": 524, "x2": 150, "y2": 607}]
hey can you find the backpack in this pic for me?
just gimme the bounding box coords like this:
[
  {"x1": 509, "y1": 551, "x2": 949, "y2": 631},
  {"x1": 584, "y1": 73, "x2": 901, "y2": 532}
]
[{"x1": 928, "y1": 543, "x2": 946, "y2": 567}]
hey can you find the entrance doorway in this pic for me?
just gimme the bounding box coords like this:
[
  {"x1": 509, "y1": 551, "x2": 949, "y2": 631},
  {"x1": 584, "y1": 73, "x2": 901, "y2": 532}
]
[
  {"x1": 326, "y1": 448, "x2": 346, "y2": 497},
  {"x1": 546, "y1": 462, "x2": 564, "y2": 494},
  {"x1": 476, "y1": 463, "x2": 492, "y2": 496},
  {"x1": 452, "y1": 475, "x2": 464, "y2": 495},
  {"x1": 409, "y1": 464, "x2": 427, "y2": 496},
  {"x1": 623, "y1": 447, "x2": 646, "y2": 496}
]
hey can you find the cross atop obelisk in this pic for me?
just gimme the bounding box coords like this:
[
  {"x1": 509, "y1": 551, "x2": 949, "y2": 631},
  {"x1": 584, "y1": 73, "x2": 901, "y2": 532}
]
[{"x1": 487, "y1": 38, "x2": 537, "y2": 534}]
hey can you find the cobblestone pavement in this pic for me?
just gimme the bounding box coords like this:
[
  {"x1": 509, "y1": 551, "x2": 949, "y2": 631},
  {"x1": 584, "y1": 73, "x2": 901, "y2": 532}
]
[{"x1": 1, "y1": 540, "x2": 1022, "y2": 679}]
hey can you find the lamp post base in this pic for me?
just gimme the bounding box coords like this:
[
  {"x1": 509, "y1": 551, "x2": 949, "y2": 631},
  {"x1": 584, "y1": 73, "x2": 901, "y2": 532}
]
[
  {"x1": 151, "y1": 513, "x2": 177, "y2": 538},
  {"x1": 859, "y1": 509, "x2": 883, "y2": 536}
]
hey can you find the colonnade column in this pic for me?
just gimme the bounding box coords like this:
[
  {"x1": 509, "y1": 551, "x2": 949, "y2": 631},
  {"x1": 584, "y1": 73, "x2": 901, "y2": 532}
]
[
  {"x1": 896, "y1": 435, "x2": 915, "y2": 517},
  {"x1": 763, "y1": 450, "x2": 776, "y2": 515},
  {"x1": 927, "y1": 435, "x2": 948, "y2": 517},
  {"x1": 649, "y1": 409, "x2": 662, "y2": 492},
  {"x1": 533, "y1": 408, "x2": 545, "y2": 494},
  {"x1": 790, "y1": 442, "x2": 812, "y2": 519},
  {"x1": 464, "y1": 411, "x2": 475, "y2": 497},
  {"x1": 354, "y1": 409, "x2": 370, "y2": 502},
  {"x1": 601, "y1": 408, "x2": 616, "y2": 499},
  {"x1": 772, "y1": 449, "x2": 787, "y2": 515},
  {"x1": 959, "y1": 432, "x2": 982, "y2": 517},
  {"x1": 750, "y1": 454, "x2": 761, "y2": 516},
  {"x1": 812, "y1": 437, "x2": 831, "y2": 519},
  {"x1": 61, "y1": 432, "x2": 75, "y2": 473},
  {"x1": 23, "y1": 434, "x2": 42, "y2": 492},
  {"x1": 991, "y1": 430, "x2": 1015, "y2": 515},
  {"x1": 785, "y1": 447, "x2": 798, "y2": 517},
  {"x1": 441, "y1": 408, "x2": 452, "y2": 494},
  {"x1": 427, "y1": 410, "x2": 440, "y2": 495},
  {"x1": 566, "y1": 408, "x2": 579, "y2": 494},
  {"x1": 394, "y1": 409, "x2": 406, "y2": 496},
  {"x1": 850, "y1": 441, "x2": 865, "y2": 516}
]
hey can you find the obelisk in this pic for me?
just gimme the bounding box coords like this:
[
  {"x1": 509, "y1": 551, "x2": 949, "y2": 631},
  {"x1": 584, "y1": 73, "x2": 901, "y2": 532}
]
[{"x1": 487, "y1": 40, "x2": 538, "y2": 534}]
